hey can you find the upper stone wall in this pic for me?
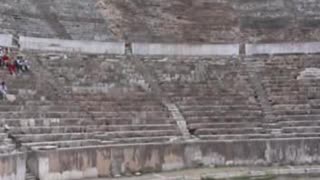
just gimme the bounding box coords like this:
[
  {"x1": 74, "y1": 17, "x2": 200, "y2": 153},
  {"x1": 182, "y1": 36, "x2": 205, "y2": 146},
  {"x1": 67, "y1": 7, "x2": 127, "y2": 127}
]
[
  {"x1": 99, "y1": 0, "x2": 320, "y2": 43},
  {"x1": 0, "y1": 0, "x2": 115, "y2": 41},
  {"x1": 2, "y1": 0, "x2": 320, "y2": 43},
  {"x1": 98, "y1": 0, "x2": 240, "y2": 43}
]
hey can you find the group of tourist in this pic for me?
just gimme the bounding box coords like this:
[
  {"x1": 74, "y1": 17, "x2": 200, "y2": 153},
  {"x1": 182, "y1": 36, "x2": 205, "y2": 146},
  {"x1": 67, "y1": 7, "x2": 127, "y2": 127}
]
[
  {"x1": 0, "y1": 47, "x2": 30, "y2": 75},
  {"x1": 0, "y1": 47, "x2": 30, "y2": 100}
]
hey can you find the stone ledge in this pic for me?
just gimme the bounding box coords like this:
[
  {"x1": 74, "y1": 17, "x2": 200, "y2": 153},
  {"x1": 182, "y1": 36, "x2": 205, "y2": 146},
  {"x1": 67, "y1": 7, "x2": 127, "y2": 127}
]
[
  {"x1": 132, "y1": 43, "x2": 240, "y2": 56},
  {"x1": 19, "y1": 36, "x2": 125, "y2": 55},
  {"x1": 246, "y1": 42, "x2": 320, "y2": 55},
  {"x1": 0, "y1": 34, "x2": 13, "y2": 47}
]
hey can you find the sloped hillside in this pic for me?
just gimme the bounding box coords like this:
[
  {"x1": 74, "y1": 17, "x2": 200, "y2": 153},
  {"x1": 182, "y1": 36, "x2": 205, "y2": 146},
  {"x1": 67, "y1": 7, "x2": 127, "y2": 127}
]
[
  {"x1": 98, "y1": 0, "x2": 239, "y2": 43},
  {"x1": 98, "y1": 0, "x2": 320, "y2": 43}
]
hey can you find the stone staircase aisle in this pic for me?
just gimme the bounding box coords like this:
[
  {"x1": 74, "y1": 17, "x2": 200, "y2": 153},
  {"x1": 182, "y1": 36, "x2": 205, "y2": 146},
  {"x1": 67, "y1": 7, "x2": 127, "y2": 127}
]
[
  {"x1": 128, "y1": 56, "x2": 191, "y2": 139},
  {"x1": 244, "y1": 60, "x2": 280, "y2": 135},
  {"x1": 165, "y1": 103, "x2": 190, "y2": 138}
]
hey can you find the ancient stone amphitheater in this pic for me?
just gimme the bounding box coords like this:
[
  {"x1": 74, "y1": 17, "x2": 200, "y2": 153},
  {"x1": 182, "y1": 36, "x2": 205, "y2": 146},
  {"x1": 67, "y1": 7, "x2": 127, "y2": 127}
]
[{"x1": 2, "y1": 0, "x2": 320, "y2": 180}]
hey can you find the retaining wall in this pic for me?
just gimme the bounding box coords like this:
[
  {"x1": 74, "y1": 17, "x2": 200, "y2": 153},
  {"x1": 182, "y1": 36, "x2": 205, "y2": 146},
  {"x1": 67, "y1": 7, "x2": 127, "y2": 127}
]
[
  {"x1": 0, "y1": 34, "x2": 13, "y2": 47},
  {"x1": 19, "y1": 36, "x2": 125, "y2": 55},
  {"x1": 5, "y1": 35, "x2": 320, "y2": 56},
  {"x1": 246, "y1": 42, "x2": 320, "y2": 55},
  {"x1": 132, "y1": 43, "x2": 240, "y2": 56},
  {"x1": 0, "y1": 153, "x2": 26, "y2": 180},
  {"x1": 30, "y1": 138, "x2": 320, "y2": 180}
]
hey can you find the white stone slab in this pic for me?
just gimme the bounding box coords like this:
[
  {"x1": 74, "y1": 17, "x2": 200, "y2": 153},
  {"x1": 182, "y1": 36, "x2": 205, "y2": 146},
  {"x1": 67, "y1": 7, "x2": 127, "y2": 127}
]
[
  {"x1": 19, "y1": 36, "x2": 125, "y2": 54},
  {"x1": 246, "y1": 42, "x2": 320, "y2": 55},
  {"x1": 0, "y1": 34, "x2": 13, "y2": 47},
  {"x1": 132, "y1": 43, "x2": 239, "y2": 56}
]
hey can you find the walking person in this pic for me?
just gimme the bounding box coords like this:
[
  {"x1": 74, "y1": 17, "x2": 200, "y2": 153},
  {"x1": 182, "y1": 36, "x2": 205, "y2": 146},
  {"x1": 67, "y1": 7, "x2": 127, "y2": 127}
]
[{"x1": 0, "y1": 81, "x2": 8, "y2": 100}]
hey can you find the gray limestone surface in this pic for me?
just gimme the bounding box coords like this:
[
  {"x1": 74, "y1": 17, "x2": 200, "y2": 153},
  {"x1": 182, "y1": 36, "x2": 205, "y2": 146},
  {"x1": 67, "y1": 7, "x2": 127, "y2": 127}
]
[
  {"x1": 0, "y1": 0, "x2": 116, "y2": 40},
  {"x1": 98, "y1": 0, "x2": 320, "y2": 43},
  {"x1": 2, "y1": 0, "x2": 320, "y2": 43}
]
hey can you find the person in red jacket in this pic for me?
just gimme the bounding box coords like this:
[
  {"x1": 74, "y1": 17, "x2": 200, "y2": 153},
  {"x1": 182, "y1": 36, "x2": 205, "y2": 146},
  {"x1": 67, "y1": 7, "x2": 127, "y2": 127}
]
[
  {"x1": 7, "y1": 61, "x2": 16, "y2": 75},
  {"x1": 1, "y1": 54, "x2": 9, "y2": 67}
]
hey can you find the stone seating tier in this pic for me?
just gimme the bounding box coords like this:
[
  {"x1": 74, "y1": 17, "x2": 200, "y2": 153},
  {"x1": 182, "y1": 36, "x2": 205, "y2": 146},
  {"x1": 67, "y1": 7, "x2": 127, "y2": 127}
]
[
  {"x1": 0, "y1": 111, "x2": 169, "y2": 119},
  {"x1": 0, "y1": 118, "x2": 174, "y2": 127},
  {"x1": 12, "y1": 129, "x2": 180, "y2": 145},
  {"x1": 9, "y1": 124, "x2": 176, "y2": 134},
  {"x1": 23, "y1": 139, "x2": 102, "y2": 149},
  {"x1": 189, "y1": 122, "x2": 263, "y2": 129},
  {"x1": 199, "y1": 133, "x2": 320, "y2": 141},
  {"x1": 4, "y1": 54, "x2": 320, "y2": 152}
]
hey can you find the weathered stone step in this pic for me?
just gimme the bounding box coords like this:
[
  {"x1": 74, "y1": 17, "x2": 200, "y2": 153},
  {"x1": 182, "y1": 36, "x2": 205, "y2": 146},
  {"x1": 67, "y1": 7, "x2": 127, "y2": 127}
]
[
  {"x1": 14, "y1": 132, "x2": 98, "y2": 143},
  {"x1": 278, "y1": 114, "x2": 320, "y2": 121},
  {"x1": 272, "y1": 104, "x2": 310, "y2": 111},
  {"x1": 10, "y1": 124, "x2": 177, "y2": 134},
  {"x1": 95, "y1": 130, "x2": 180, "y2": 139},
  {"x1": 200, "y1": 133, "x2": 320, "y2": 140},
  {"x1": 179, "y1": 105, "x2": 261, "y2": 111},
  {"x1": 199, "y1": 134, "x2": 272, "y2": 140},
  {"x1": 22, "y1": 139, "x2": 102, "y2": 149},
  {"x1": 279, "y1": 120, "x2": 320, "y2": 127},
  {"x1": 111, "y1": 136, "x2": 175, "y2": 143},
  {"x1": 274, "y1": 109, "x2": 320, "y2": 115},
  {"x1": 185, "y1": 116, "x2": 259, "y2": 123},
  {"x1": 282, "y1": 127, "x2": 320, "y2": 134},
  {"x1": 182, "y1": 110, "x2": 263, "y2": 117},
  {"x1": 1, "y1": 117, "x2": 174, "y2": 127},
  {"x1": 0, "y1": 105, "x2": 24, "y2": 111},
  {"x1": 170, "y1": 96, "x2": 252, "y2": 102},
  {"x1": 196, "y1": 127, "x2": 270, "y2": 135},
  {"x1": 0, "y1": 111, "x2": 169, "y2": 119},
  {"x1": 189, "y1": 122, "x2": 263, "y2": 129}
]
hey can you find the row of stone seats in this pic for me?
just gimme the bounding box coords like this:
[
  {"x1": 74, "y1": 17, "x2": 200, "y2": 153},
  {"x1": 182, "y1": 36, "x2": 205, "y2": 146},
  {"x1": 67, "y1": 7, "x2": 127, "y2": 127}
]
[
  {"x1": 0, "y1": 64, "x2": 36, "y2": 155},
  {"x1": 144, "y1": 57, "x2": 265, "y2": 140},
  {"x1": 255, "y1": 55, "x2": 320, "y2": 137},
  {"x1": 3, "y1": 54, "x2": 182, "y2": 150}
]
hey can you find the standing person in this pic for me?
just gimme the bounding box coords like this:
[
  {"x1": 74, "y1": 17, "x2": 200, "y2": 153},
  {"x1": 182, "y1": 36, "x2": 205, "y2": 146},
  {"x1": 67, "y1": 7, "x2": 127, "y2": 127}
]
[
  {"x1": 2, "y1": 53, "x2": 10, "y2": 67},
  {"x1": 0, "y1": 81, "x2": 7, "y2": 100},
  {"x1": 0, "y1": 47, "x2": 4, "y2": 58},
  {"x1": 7, "y1": 61, "x2": 16, "y2": 75},
  {"x1": 0, "y1": 48, "x2": 4, "y2": 67},
  {"x1": 15, "y1": 56, "x2": 23, "y2": 74},
  {"x1": 15, "y1": 56, "x2": 30, "y2": 72}
]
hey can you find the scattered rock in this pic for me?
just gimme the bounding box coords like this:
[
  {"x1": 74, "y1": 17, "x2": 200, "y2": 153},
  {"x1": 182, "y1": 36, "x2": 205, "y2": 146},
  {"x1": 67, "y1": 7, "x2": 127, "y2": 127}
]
[
  {"x1": 40, "y1": 96, "x2": 46, "y2": 101},
  {"x1": 5, "y1": 94, "x2": 16, "y2": 102},
  {"x1": 297, "y1": 68, "x2": 320, "y2": 80}
]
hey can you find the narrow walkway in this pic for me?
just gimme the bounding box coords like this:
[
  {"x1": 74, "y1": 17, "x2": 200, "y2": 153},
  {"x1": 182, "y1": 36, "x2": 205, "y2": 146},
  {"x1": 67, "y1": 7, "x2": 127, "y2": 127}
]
[
  {"x1": 31, "y1": 0, "x2": 72, "y2": 39},
  {"x1": 243, "y1": 59, "x2": 281, "y2": 135},
  {"x1": 246, "y1": 67, "x2": 275, "y2": 121},
  {"x1": 87, "y1": 166, "x2": 320, "y2": 180}
]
